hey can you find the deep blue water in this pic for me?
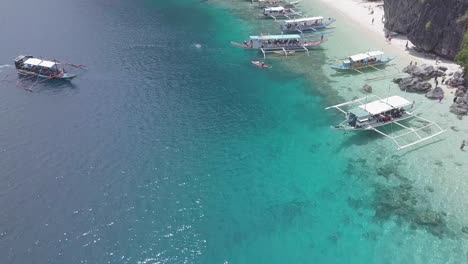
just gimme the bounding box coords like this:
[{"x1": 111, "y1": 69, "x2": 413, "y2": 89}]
[{"x1": 2, "y1": 0, "x2": 466, "y2": 263}]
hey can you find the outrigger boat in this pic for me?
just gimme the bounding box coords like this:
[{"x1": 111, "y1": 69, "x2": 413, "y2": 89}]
[
  {"x1": 256, "y1": 0, "x2": 302, "y2": 8},
  {"x1": 280, "y1": 16, "x2": 336, "y2": 33},
  {"x1": 263, "y1": 6, "x2": 302, "y2": 20},
  {"x1": 325, "y1": 95, "x2": 445, "y2": 150},
  {"x1": 330, "y1": 51, "x2": 395, "y2": 73},
  {"x1": 231, "y1": 34, "x2": 326, "y2": 58},
  {"x1": 14, "y1": 55, "x2": 77, "y2": 80}
]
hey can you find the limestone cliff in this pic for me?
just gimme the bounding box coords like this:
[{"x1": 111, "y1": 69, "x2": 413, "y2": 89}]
[{"x1": 384, "y1": 0, "x2": 468, "y2": 59}]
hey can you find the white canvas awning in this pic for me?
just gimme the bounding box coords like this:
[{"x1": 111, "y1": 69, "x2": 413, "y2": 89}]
[
  {"x1": 284, "y1": 16, "x2": 324, "y2": 23},
  {"x1": 24, "y1": 58, "x2": 57, "y2": 68},
  {"x1": 265, "y1": 6, "x2": 285, "y2": 11},
  {"x1": 366, "y1": 51, "x2": 385, "y2": 57},
  {"x1": 358, "y1": 96, "x2": 412, "y2": 115},
  {"x1": 349, "y1": 53, "x2": 369, "y2": 61}
]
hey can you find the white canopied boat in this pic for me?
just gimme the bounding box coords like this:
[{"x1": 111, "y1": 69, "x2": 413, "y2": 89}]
[
  {"x1": 256, "y1": 0, "x2": 302, "y2": 8},
  {"x1": 263, "y1": 6, "x2": 302, "y2": 20},
  {"x1": 231, "y1": 34, "x2": 327, "y2": 58},
  {"x1": 280, "y1": 16, "x2": 336, "y2": 33},
  {"x1": 331, "y1": 51, "x2": 395, "y2": 73},
  {"x1": 325, "y1": 95, "x2": 445, "y2": 150}
]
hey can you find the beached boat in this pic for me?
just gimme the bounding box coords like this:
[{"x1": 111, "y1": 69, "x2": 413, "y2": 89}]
[
  {"x1": 263, "y1": 6, "x2": 302, "y2": 20},
  {"x1": 256, "y1": 0, "x2": 302, "y2": 8},
  {"x1": 231, "y1": 34, "x2": 326, "y2": 58},
  {"x1": 280, "y1": 17, "x2": 336, "y2": 33},
  {"x1": 325, "y1": 95, "x2": 445, "y2": 150},
  {"x1": 14, "y1": 55, "x2": 77, "y2": 80},
  {"x1": 330, "y1": 51, "x2": 395, "y2": 73}
]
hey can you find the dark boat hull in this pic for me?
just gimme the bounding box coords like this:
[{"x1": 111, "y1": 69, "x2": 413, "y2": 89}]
[{"x1": 17, "y1": 70, "x2": 76, "y2": 81}]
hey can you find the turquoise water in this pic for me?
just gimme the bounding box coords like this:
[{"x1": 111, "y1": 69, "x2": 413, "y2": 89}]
[{"x1": 1, "y1": 0, "x2": 467, "y2": 263}]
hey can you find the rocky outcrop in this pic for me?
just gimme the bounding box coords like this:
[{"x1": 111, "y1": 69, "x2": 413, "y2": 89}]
[
  {"x1": 446, "y1": 71, "x2": 466, "y2": 87},
  {"x1": 398, "y1": 76, "x2": 432, "y2": 93},
  {"x1": 362, "y1": 84, "x2": 373, "y2": 93},
  {"x1": 451, "y1": 87, "x2": 468, "y2": 115},
  {"x1": 426, "y1": 86, "x2": 445, "y2": 99},
  {"x1": 384, "y1": 0, "x2": 468, "y2": 59},
  {"x1": 403, "y1": 64, "x2": 445, "y2": 80}
]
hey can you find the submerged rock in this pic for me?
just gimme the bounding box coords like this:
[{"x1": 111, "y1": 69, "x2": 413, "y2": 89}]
[
  {"x1": 425, "y1": 86, "x2": 445, "y2": 99},
  {"x1": 462, "y1": 226, "x2": 468, "y2": 234},
  {"x1": 392, "y1": 77, "x2": 402, "y2": 84},
  {"x1": 415, "y1": 210, "x2": 442, "y2": 226},
  {"x1": 362, "y1": 84, "x2": 372, "y2": 93}
]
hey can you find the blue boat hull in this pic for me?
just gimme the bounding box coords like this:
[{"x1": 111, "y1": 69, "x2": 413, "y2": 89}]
[{"x1": 331, "y1": 57, "x2": 396, "y2": 72}]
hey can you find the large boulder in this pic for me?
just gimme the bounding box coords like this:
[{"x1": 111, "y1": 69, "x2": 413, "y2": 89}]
[
  {"x1": 426, "y1": 86, "x2": 445, "y2": 99},
  {"x1": 437, "y1": 66, "x2": 448, "y2": 72},
  {"x1": 450, "y1": 103, "x2": 468, "y2": 115},
  {"x1": 399, "y1": 77, "x2": 432, "y2": 93}
]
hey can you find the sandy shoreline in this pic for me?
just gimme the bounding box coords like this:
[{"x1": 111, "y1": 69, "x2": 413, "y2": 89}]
[{"x1": 308, "y1": 0, "x2": 463, "y2": 96}]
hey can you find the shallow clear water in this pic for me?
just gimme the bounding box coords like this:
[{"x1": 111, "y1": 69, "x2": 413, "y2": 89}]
[{"x1": 0, "y1": 0, "x2": 467, "y2": 263}]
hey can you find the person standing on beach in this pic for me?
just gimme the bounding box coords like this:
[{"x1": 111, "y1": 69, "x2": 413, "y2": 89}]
[
  {"x1": 372, "y1": 17, "x2": 374, "y2": 24},
  {"x1": 405, "y1": 41, "x2": 409, "y2": 49},
  {"x1": 461, "y1": 140, "x2": 466, "y2": 151}
]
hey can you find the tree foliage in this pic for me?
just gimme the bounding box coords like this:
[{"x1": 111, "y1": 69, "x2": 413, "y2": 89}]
[{"x1": 455, "y1": 32, "x2": 468, "y2": 77}]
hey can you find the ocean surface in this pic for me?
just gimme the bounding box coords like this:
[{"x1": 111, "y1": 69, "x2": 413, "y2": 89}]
[{"x1": 1, "y1": 0, "x2": 467, "y2": 263}]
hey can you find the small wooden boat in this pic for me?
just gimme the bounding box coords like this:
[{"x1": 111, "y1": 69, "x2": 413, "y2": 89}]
[
  {"x1": 14, "y1": 55, "x2": 77, "y2": 80},
  {"x1": 252, "y1": 61, "x2": 269, "y2": 68}
]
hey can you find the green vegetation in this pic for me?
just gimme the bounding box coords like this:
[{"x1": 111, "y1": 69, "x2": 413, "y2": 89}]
[
  {"x1": 425, "y1": 21, "x2": 431, "y2": 31},
  {"x1": 455, "y1": 32, "x2": 468, "y2": 77}
]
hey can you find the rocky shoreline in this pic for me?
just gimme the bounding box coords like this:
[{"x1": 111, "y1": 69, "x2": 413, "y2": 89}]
[{"x1": 392, "y1": 64, "x2": 468, "y2": 116}]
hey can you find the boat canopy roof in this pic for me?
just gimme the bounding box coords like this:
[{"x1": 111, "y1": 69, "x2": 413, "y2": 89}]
[
  {"x1": 349, "y1": 51, "x2": 385, "y2": 61},
  {"x1": 250, "y1": 34, "x2": 301, "y2": 40},
  {"x1": 284, "y1": 16, "x2": 324, "y2": 23},
  {"x1": 24, "y1": 58, "x2": 57, "y2": 68},
  {"x1": 354, "y1": 95, "x2": 412, "y2": 115},
  {"x1": 265, "y1": 6, "x2": 285, "y2": 11}
]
